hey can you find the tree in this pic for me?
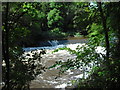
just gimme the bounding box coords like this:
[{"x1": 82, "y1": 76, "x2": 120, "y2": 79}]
[
  {"x1": 2, "y1": 2, "x2": 10, "y2": 89},
  {"x1": 97, "y1": 2, "x2": 110, "y2": 64},
  {"x1": 49, "y1": 2, "x2": 120, "y2": 89},
  {"x1": 2, "y1": 2, "x2": 46, "y2": 89}
]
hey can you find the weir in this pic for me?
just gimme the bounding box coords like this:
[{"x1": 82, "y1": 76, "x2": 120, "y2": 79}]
[{"x1": 48, "y1": 40, "x2": 59, "y2": 46}]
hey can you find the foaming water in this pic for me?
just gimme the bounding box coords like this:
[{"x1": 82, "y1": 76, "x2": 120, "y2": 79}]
[
  {"x1": 23, "y1": 44, "x2": 66, "y2": 52},
  {"x1": 23, "y1": 43, "x2": 86, "y2": 88},
  {"x1": 23, "y1": 38, "x2": 105, "y2": 89},
  {"x1": 23, "y1": 37, "x2": 87, "y2": 52}
]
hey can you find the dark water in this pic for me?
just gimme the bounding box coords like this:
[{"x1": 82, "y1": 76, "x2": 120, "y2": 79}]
[{"x1": 39, "y1": 37, "x2": 87, "y2": 47}]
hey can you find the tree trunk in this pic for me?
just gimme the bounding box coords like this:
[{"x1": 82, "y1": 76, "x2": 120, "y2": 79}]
[
  {"x1": 3, "y1": 2, "x2": 10, "y2": 90},
  {"x1": 97, "y1": 2, "x2": 110, "y2": 63}
]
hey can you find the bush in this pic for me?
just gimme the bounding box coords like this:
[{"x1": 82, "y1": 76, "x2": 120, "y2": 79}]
[
  {"x1": 2, "y1": 48, "x2": 46, "y2": 90},
  {"x1": 74, "y1": 32, "x2": 83, "y2": 37}
]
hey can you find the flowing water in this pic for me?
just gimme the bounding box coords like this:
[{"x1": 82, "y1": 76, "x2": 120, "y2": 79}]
[
  {"x1": 23, "y1": 37, "x2": 105, "y2": 89},
  {"x1": 28, "y1": 44, "x2": 86, "y2": 89}
]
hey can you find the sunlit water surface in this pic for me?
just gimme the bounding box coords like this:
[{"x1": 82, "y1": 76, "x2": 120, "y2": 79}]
[{"x1": 23, "y1": 38, "x2": 105, "y2": 89}]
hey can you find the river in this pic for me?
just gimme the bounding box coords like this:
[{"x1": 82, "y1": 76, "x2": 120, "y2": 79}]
[{"x1": 23, "y1": 37, "x2": 105, "y2": 89}]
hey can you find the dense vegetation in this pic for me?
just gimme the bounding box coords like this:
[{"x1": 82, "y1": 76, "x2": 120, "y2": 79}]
[
  {"x1": 2, "y1": 2, "x2": 90, "y2": 47},
  {"x1": 51, "y1": 2, "x2": 120, "y2": 89},
  {"x1": 2, "y1": 2, "x2": 120, "y2": 89}
]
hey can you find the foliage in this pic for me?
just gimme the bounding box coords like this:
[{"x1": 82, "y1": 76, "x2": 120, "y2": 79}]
[
  {"x1": 47, "y1": 8, "x2": 63, "y2": 28},
  {"x1": 2, "y1": 48, "x2": 46, "y2": 89},
  {"x1": 49, "y1": 28, "x2": 67, "y2": 38},
  {"x1": 49, "y1": 2, "x2": 120, "y2": 89},
  {"x1": 50, "y1": 44, "x2": 103, "y2": 77},
  {"x1": 88, "y1": 23, "x2": 104, "y2": 46},
  {"x1": 2, "y1": 2, "x2": 47, "y2": 89},
  {"x1": 5, "y1": 2, "x2": 91, "y2": 47},
  {"x1": 2, "y1": 2, "x2": 120, "y2": 89},
  {"x1": 74, "y1": 32, "x2": 83, "y2": 37}
]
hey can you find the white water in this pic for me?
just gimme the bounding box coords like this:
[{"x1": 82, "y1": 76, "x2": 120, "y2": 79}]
[
  {"x1": 23, "y1": 40, "x2": 105, "y2": 89},
  {"x1": 48, "y1": 40, "x2": 59, "y2": 46}
]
